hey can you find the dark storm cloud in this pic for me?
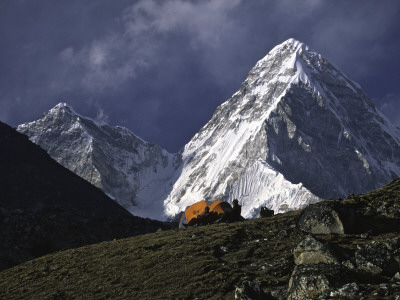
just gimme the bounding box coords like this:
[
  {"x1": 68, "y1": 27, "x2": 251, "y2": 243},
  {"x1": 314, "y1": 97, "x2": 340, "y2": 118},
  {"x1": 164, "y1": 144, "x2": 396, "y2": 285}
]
[{"x1": 1, "y1": 0, "x2": 399, "y2": 151}]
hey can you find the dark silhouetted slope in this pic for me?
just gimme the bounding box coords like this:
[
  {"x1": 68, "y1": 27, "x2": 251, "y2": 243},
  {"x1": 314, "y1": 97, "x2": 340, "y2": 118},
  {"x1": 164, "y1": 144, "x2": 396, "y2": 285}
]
[{"x1": 0, "y1": 121, "x2": 172, "y2": 271}]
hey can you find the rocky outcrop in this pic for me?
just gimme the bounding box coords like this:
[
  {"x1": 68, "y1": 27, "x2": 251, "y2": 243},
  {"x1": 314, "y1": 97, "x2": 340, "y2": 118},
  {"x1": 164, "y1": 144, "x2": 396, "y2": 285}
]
[
  {"x1": 287, "y1": 184, "x2": 400, "y2": 299},
  {"x1": 287, "y1": 264, "x2": 349, "y2": 299},
  {"x1": 298, "y1": 203, "x2": 345, "y2": 234},
  {"x1": 288, "y1": 239, "x2": 400, "y2": 299},
  {"x1": 293, "y1": 236, "x2": 339, "y2": 265}
]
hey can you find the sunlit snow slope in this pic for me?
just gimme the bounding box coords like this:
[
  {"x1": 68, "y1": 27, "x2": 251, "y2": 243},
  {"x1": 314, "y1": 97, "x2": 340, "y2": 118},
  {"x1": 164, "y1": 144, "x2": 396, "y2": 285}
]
[{"x1": 163, "y1": 38, "x2": 400, "y2": 218}]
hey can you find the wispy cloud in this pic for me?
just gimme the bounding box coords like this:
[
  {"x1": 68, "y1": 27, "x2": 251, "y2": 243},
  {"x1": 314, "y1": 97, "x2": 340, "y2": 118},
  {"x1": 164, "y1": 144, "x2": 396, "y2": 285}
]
[{"x1": 57, "y1": 0, "x2": 242, "y2": 93}]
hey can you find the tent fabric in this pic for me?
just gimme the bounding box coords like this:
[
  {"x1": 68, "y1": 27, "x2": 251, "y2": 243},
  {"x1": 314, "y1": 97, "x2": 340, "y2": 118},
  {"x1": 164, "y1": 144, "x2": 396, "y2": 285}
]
[
  {"x1": 179, "y1": 200, "x2": 208, "y2": 228},
  {"x1": 208, "y1": 200, "x2": 232, "y2": 215},
  {"x1": 179, "y1": 200, "x2": 233, "y2": 228},
  {"x1": 185, "y1": 200, "x2": 208, "y2": 222}
]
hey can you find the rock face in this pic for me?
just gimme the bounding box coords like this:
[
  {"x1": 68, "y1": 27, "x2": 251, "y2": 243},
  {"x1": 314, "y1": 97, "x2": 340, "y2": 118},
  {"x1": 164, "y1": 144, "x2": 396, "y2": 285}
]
[{"x1": 18, "y1": 39, "x2": 400, "y2": 219}]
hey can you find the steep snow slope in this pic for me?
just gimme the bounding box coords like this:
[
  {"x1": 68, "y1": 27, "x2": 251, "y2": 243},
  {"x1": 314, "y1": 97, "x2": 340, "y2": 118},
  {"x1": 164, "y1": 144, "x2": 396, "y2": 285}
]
[
  {"x1": 18, "y1": 103, "x2": 179, "y2": 219},
  {"x1": 163, "y1": 38, "x2": 400, "y2": 218}
]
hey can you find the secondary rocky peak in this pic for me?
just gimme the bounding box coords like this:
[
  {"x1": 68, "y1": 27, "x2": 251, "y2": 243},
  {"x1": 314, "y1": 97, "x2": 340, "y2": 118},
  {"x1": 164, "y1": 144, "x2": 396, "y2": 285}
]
[{"x1": 17, "y1": 103, "x2": 178, "y2": 220}]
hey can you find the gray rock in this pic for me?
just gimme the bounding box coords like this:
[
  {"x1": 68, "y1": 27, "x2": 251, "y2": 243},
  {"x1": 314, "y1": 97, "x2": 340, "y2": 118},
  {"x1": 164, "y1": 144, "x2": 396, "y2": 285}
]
[
  {"x1": 330, "y1": 282, "x2": 359, "y2": 298},
  {"x1": 298, "y1": 204, "x2": 344, "y2": 234},
  {"x1": 355, "y1": 243, "x2": 399, "y2": 275},
  {"x1": 293, "y1": 235, "x2": 339, "y2": 265},
  {"x1": 392, "y1": 272, "x2": 400, "y2": 282},
  {"x1": 385, "y1": 236, "x2": 400, "y2": 252},
  {"x1": 342, "y1": 259, "x2": 356, "y2": 270},
  {"x1": 287, "y1": 264, "x2": 348, "y2": 300}
]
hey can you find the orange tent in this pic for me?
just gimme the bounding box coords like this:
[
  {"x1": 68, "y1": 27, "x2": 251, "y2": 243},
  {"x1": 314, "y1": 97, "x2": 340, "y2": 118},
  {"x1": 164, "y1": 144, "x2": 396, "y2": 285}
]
[
  {"x1": 208, "y1": 200, "x2": 232, "y2": 215},
  {"x1": 179, "y1": 200, "x2": 208, "y2": 228},
  {"x1": 179, "y1": 200, "x2": 232, "y2": 228}
]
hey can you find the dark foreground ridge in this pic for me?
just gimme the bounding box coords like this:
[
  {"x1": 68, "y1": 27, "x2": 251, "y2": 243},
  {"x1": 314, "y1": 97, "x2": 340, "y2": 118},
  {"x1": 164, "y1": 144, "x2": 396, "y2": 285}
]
[
  {"x1": 1, "y1": 179, "x2": 400, "y2": 299},
  {"x1": 0, "y1": 121, "x2": 173, "y2": 271}
]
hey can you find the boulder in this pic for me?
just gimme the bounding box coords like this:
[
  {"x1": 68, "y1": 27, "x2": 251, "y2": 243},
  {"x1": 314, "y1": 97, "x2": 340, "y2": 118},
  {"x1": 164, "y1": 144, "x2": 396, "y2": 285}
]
[
  {"x1": 287, "y1": 264, "x2": 349, "y2": 300},
  {"x1": 298, "y1": 204, "x2": 344, "y2": 234},
  {"x1": 355, "y1": 243, "x2": 399, "y2": 275},
  {"x1": 293, "y1": 236, "x2": 339, "y2": 265}
]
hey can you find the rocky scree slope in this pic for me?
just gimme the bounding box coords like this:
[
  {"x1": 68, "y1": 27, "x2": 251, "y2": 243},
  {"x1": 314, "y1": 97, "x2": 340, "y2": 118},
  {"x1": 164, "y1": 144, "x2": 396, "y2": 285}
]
[
  {"x1": 18, "y1": 39, "x2": 400, "y2": 220},
  {"x1": 1, "y1": 179, "x2": 400, "y2": 299},
  {"x1": 0, "y1": 121, "x2": 172, "y2": 272}
]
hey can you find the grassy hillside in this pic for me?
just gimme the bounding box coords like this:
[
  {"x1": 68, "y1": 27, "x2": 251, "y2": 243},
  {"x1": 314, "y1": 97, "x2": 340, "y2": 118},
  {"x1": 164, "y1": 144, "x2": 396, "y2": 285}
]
[{"x1": 1, "y1": 179, "x2": 400, "y2": 299}]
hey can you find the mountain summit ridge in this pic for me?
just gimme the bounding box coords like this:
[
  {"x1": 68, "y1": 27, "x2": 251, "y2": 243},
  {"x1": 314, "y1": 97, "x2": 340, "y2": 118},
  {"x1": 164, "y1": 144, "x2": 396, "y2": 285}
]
[{"x1": 18, "y1": 39, "x2": 400, "y2": 220}]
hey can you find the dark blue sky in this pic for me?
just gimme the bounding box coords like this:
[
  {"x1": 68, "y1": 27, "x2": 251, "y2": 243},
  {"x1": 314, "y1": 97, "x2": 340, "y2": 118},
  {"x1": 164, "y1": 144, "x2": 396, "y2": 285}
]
[{"x1": 1, "y1": 0, "x2": 399, "y2": 152}]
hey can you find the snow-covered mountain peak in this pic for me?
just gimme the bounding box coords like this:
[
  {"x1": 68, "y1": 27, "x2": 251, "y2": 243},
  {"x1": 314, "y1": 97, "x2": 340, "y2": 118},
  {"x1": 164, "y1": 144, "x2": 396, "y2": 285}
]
[
  {"x1": 48, "y1": 102, "x2": 78, "y2": 117},
  {"x1": 52, "y1": 102, "x2": 73, "y2": 111},
  {"x1": 164, "y1": 39, "x2": 400, "y2": 218},
  {"x1": 17, "y1": 40, "x2": 400, "y2": 221},
  {"x1": 268, "y1": 38, "x2": 306, "y2": 55}
]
